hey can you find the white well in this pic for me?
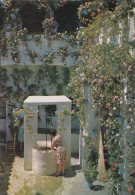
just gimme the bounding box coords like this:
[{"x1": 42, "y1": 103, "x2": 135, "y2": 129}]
[
  {"x1": 32, "y1": 148, "x2": 57, "y2": 176},
  {"x1": 24, "y1": 96, "x2": 71, "y2": 172}
]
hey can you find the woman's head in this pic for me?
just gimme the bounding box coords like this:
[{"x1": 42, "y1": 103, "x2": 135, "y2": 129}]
[{"x1": 49, "y1": 129, "x2": 56, "y2": 137}]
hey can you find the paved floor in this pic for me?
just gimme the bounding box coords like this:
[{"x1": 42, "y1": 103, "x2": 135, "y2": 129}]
[{"x1": 0, "y1": 145, "x2": 109, "y2": 195}]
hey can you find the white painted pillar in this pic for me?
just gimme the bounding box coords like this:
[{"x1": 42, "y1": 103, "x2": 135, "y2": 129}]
[
  {"x1": 81, "y1": 85, "x2": 98, "y2": 168},
  {"x1": 24, "y1": 105, "x2": 38, "y2": 171},
  {"x1": 79, "y1": 127, "x2": 83, "y2": 167},
  {"x1": 6, "y1": 101, "x2": 12, "y2": 141},
  {"x1": 57, "y1": 102, "x2": 71, "y2": 169}
]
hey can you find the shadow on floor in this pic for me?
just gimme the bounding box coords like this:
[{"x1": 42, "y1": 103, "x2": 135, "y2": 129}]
[
  {"x1": 64, "y1": 164, "x2": 82, "y2": 178},
  {"x1": 35, "y1": 193, "x2": 44, "y2": 195},
  {"x1": 0, "y1": 146, "x2": 15, "y2": 195},
  {"x1": 91, "y1": 185, "x2": 105, "y2": 191},
  {"x1": 71, "y1": 153, "x2": 79, "y2": 159}
]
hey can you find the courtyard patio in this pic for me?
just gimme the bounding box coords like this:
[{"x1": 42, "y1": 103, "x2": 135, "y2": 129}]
[{"x1": 0, "y1": 144, "x2": 109, "y2": 195}]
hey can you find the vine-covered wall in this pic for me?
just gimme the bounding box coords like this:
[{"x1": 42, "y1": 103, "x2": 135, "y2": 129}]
[
  {"x1": 0, "y1": 0, "x2": 78, "y2": 141},
  {"x1": 69, "y1": 0, "x2": 135, "y2": 194},
  {"x1": 0, "y1": 1, "x2": 135, "y2": 194},
  {"x1": 0, "y1": 65, "x2": 73, "y2": 140}
]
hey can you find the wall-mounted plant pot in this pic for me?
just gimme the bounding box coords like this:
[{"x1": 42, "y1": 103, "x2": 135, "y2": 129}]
[
  {"x1": 83, "y1": 82, "x2": 90, "y2": 86},
  {"x1": 116, "y1": 117, "x2": 123, "y2": 122},
  {"x1": 87, "y1": 181, "x2": 93, "y2": 189},
  {"x1": 94, "y1": 113, "x2": 97, "y2": 118},
  {"x1": 92, "y1": 131, "x2": 98, "y2": 136},
  {"x1": 129, "y1": 11, "x2": 134, "y2": 18},
  {"x1": 83, "y1": 99, "x2": 89, "y2": 104}
]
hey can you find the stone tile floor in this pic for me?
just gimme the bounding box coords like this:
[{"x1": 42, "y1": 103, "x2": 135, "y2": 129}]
[{"x1": 0, "y1": 145, "x2": 109, "y2": 195}]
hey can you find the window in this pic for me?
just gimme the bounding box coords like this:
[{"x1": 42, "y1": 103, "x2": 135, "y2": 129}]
[
  {"x1": 0, "y1": 99, "x2": 6, "y2": 119},
  {"x1": 20, "y1": 3, "x2": 45, "y2": 33},
  {"x1": 55, "y1": 2, "x2": 80, "y2": 33},
  {"x1": 0, "y1": 8, "x2": 4, "y2": 30}
]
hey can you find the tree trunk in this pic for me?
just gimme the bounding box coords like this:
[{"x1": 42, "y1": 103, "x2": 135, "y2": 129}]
[{"x1": 97, "y1": 128, "x2": 107, "y2": 181}]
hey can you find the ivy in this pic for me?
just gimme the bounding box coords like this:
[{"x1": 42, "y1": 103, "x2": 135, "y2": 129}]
[
  {"x1": 57, "y1": 47, "x2": 70, "y2": 63},
  {"x1": 19, "y1": 67, "x2": 33, "y2": 87},
  {"x1": 1, "y1": 1, "x2": 135, "y2": 193},
  {"x1": 1, "y1": 30, "x2": 8, "y2": 57},
  {"x1": 42, "y1": 52, "x2": 55, "y2": 65},
  {"x1": 26, "y1": 48, "x2": 38, "y2": 64},
  {"x1": 62, "y1": 67, "x2": 70, "y2": 85},
  {"x1": 70, "y1": 0, "x2": 135, "y2": 194},
  {"x1": 0, "y1": 68, "x2": 8, "y2": 91}
]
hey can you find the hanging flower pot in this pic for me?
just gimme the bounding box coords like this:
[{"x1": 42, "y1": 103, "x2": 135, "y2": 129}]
[
  {"x1": 10, "y1": 13, "x2": 15, "y2": 19},
  {"x1": 15, "y1": 8, "x2": 19, "y2": 14},
  {"x1": 92, "y1": 131, "x2": 98, "y2": 136}
]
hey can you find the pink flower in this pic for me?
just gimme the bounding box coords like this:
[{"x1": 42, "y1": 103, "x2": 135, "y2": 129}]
[
  {"x1": 125, "y1": 146, "x2": 128, "y2": 149},
  {"x1": 112, "y1": 163, "x2": 117, "y2": 167},
  {"x1": 114, "y1": 96, "x2": 119, "y2": 99},
  {"x1": 130, "y1": 170, "x2": 135, "y2": 175},
  {"x1": 128, "y1": 66, "x2": 132, "y2": 71},
  {"x1": 100, "y1": 93, "x2": 104, "y2": 98},
  {"x1": 120, "y1": 155, "x2": 124, "y2": 159},
  {"x1": 111, "y1": 167, "x2": 116, "y2": 171},
  {"x1": 106, "y1": 103, "x2": 111, "y2": 107},
  {"x1": 92, "y1": 79, "x2": 97, "y2": 83},
  {"x1": 113, "y1": 96, "x2": 119, "y2": 101},
  {"x1": 98, "y1": 79, "x2": 103, "y2": 83},
  {"x1": 128, "y1": 188, "x2": 132, "y2": 193},
  {"x1": 109, "y1": 32, "x2": 113, "y2": 36},
  {"x1": 1, "y1": 42, "x2": 4, "y2": 46},
  {"x1": 97, "y1": 14, "x2": 100, "y2": 18},
  {"x1": 91, "y1": 12, "x2": 96, "y2": 16},
  {"x1": 129, "y1": 108, "x2": 132, "y2": 112},
  {"x1": 104, "y1": 159, "x2": 107, "y2": 162},
  {"x1": 100, "y1": 3, "x2": 103, "y2": 7},
  {"x1": 102, "y1": 176, "x2": 106, "y2": 181},
  {"x1": 93, "y1": 69, "x2": 98, "y2": 72}
]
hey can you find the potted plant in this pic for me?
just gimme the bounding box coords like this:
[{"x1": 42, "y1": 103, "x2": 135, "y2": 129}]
[
  {"x1": 83, "y1": 137, "x2": 98, "y2": 188},
  {"x1": 84, "y1": 164, "x2": 98, "y2": 188}
]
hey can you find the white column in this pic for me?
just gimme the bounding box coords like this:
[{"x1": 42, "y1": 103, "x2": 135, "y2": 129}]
[
  {"x1": 24, "y1": 105, "x2": 38, "y2": 171},
  {"x1": 57, "y1": 102, "x2": 71, "y2": 169},
  {"x1": 6, "y1": 102, "x2": 12, "y2": 141}
]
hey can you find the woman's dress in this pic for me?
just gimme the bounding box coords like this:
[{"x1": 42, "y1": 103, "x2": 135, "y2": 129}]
[
  {"x1": 53, "y1": 136, "x2": 66, "y2": 164},
  {"x1": 18, "y1": 123, "x2": 24, "y2": 143}
]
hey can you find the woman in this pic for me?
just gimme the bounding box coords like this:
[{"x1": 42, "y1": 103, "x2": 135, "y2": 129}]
[
  {"x1": 49, "y1": 128, "x2": 66, "y2": 176},
  {"x1": 18, "y1": 113, "x2": 24, "y2": 152}
]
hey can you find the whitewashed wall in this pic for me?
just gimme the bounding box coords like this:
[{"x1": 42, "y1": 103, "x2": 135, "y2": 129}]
[
  {"x1": 1, "y1": 34, "x2": 76, "y2": 67},
  {"x1": 71, "y1": 134, "x2": 79, "y2": 153},
  {"x1": 0, "y1": 119, "x2": 6, "y2": 131}
]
